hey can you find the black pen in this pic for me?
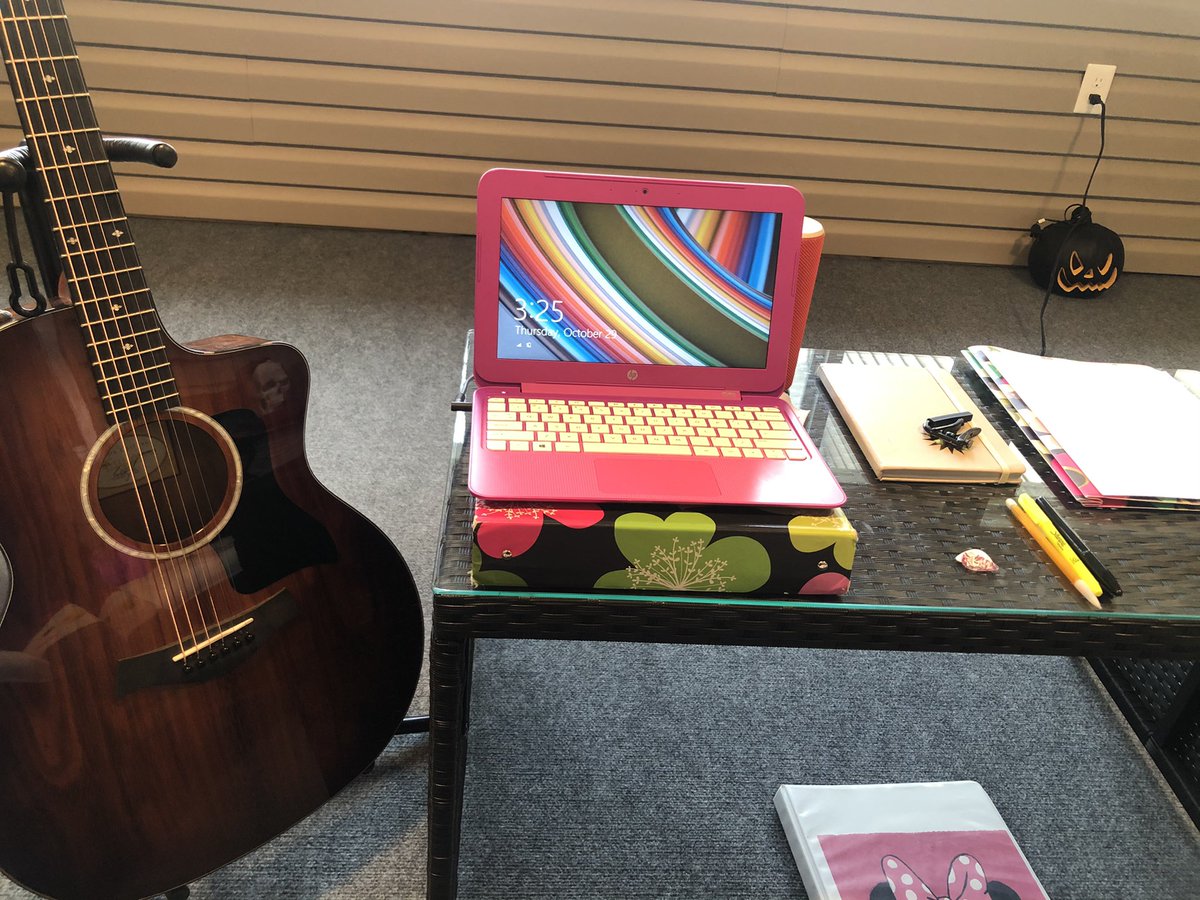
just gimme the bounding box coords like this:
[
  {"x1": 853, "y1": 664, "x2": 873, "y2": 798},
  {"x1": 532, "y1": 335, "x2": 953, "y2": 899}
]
[{"x1": 1035, "y1": 497, "x2": 1123, "y2": 598}]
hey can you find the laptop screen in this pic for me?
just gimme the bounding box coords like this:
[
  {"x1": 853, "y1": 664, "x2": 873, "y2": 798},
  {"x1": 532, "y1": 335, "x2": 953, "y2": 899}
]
[{"x1": 497, "y1": 198, "x2": 780, "y2": 369}]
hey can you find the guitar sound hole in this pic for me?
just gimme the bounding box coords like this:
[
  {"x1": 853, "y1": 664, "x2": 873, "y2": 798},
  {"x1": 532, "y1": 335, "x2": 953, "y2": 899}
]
[{"x1": 83, "y1": 408, "x2": 243, "y2": 560}]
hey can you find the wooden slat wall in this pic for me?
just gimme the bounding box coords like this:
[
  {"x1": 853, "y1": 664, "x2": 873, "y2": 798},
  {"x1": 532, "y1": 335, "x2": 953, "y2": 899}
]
[{"x1": 1, "y1": 0, "x2": 1197, "y2": 273}]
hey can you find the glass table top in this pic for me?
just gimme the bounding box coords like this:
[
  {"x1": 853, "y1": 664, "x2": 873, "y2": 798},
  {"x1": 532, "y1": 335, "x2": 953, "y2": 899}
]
[{"x1": 434, "y1": 338, "x2": 1200, "y2": 623}]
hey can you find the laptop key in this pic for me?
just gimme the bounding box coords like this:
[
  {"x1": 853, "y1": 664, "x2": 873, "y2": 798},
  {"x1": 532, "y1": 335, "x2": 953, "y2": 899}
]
[{"x1": 582, "y1": 442, "x2": 691, "y2": 455}]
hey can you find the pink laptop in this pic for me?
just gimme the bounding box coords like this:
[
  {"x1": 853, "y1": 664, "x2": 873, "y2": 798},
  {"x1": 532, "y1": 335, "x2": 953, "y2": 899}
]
[{"x1": 469, "y1": 168, "x2": 845, "y2": 508}]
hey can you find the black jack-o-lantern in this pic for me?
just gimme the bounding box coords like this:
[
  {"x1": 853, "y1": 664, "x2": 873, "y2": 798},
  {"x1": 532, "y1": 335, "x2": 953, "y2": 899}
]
[{"x1": 1028, "y1": 205, "x2": 1124, "y2": 297}]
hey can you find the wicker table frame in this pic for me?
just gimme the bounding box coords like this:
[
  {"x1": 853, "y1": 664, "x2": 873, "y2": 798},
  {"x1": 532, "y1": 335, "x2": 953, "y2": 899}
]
[{"x1": 427, "y1": 346, "x2": 1200, "y2": 900}]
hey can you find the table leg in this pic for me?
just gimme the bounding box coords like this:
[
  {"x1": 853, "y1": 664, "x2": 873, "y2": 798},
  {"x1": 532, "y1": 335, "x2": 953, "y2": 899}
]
[{"x1": 427, "y1": 619, "x2": 473, "y2": 900}]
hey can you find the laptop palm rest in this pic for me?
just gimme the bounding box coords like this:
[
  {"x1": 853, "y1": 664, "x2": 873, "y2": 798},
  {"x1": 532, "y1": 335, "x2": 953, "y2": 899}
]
[{"x1": 593, "y1": 458, "x2": 721, "y2": 500}]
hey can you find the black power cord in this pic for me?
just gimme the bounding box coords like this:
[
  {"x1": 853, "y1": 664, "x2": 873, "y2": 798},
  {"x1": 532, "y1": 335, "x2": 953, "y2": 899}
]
[
  {"x1": 1080, "y1": 95, "x2": 1107, "y2": 208},
  {"x1": 1034, "y1": 93, "x2": 1107, "y2": 356}
]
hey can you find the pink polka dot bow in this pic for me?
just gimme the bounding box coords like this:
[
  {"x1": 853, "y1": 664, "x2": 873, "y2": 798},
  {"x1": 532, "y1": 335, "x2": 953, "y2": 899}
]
[{"x1": 880, "y1": 853, "x2": 990, "y2": 900}]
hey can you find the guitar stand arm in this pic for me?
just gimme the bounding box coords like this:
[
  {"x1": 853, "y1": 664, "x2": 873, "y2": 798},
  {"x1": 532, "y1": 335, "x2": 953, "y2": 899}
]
[
  {"x1": 0, "y1": 146, "x2": 29, "y2": 193},
  {"x1": 0, "y1": 135, "x2": 178, "y2": 304},
  {"x1": 0, "y1": 135, "x2": 177, "y2": 190},
  {"x1": 103, "y1": 135, "x2": 179, "y2": 169}
]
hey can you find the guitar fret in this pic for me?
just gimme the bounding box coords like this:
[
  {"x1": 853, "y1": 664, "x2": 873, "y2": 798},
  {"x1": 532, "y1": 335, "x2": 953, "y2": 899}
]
[
  {"x1": 38, "y1": 159, "x2": 109, "y2": 172},
  {"x1": 5, "y1": 53, "x2": 78, "y2": 64},
  {"x1": 45, "y1": 188, "x2": 120, "y2": 203},
  {"x1": 105, "y1": 394, "x2": 179, "y2": 421},
  {"x1": 54, "y1": 215, "x2": 127, "y2": 230},
  {"x1": 103, "y1": 376, "x2": 176, "y2": 400},
  {"x1": 110, "y1": 391, "x2": 181, "y2": 419},
  {"x1": 15, "y1": 91, "x2": 89, "y2": 102},
  {"x1": 33, "y1": 126, "x2": 100, "y2": 139},
  {"x1": 91, "y1": 343, "x2": 162, "y2": 365},
  {"x1": 87, "y1": 326, "x2": 162, "y2": 348},
  {"x1": 68, "y1": 264, "x2": 143, "y2": 281},
  {"x1": 81, "y1": 316, "x2": 156, "y2": 336},
  {"x1": 2, "y1": 14, "x2": 68, "y2": 21},
  {"x1": 39, "y1": 173, "x2": 119, "y2": 200},
  {"x1": 65, "y1": 242, "x2": 136, "y2": 257},
  {"x1": 78, "y1": 287, "x2": 150, "y2": 305},
  {"x1": 78, "y1": 306, "x2": 153, "y2": 327},
  {"x1": 95, "y1": 361, "x2": 171, "y2": 385}
]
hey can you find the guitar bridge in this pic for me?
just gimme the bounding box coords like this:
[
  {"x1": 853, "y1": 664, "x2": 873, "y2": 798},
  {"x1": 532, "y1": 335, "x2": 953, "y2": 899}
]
[
  {"x1": 171, "y1": 616, "x2": 256, "y2": 664},
  {"x1": 115, "y1": 589, "x2": 298, "y2": 697}
]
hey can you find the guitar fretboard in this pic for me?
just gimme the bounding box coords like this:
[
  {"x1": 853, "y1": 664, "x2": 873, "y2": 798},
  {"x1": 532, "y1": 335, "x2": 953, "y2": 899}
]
[{"x1": 0, "y1": 0, "x2": 176, "y2": 424}]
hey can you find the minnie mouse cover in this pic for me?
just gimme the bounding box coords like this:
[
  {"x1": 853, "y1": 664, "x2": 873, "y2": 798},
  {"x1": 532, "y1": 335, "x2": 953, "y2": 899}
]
[{"x1": 773, "y1": 781, "x2": 1049, "y2": 900}]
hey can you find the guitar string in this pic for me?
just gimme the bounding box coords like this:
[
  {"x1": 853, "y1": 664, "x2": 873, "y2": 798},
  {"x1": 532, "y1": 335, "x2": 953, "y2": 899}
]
[
  {"x1": 21, "y1": 0, "x2": 225, "y2": 652},
  {"x1": 31, "y1": 0, "x2": 232, "y2": 646},
  {"x1": 147, "y1": 410, "x2": 234, "y2": 649},
  {"x1": 0, "y1": 2, "x2": 202, "y2": 656}
]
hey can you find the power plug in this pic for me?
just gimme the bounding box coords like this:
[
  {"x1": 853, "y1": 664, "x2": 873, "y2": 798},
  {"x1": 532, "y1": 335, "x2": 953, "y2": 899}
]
[{"x1": 1074, "y1": 64, "x2": 1115, "y2": 114}]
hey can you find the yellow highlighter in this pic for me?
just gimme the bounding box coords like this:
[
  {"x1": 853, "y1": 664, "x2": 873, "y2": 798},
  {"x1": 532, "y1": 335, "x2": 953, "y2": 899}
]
[
  {"x1": 1006, "y1": 499, "x2": 1101, "y2": 609},
  {"x1": 1016, "y1": 493, "x2": 1104, "y2": 598}
]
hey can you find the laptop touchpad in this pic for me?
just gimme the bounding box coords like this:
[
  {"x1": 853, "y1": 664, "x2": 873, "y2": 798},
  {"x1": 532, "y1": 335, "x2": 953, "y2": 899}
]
[{"x1": 593, "y1": 458, "x2": 720, "y2": 499}]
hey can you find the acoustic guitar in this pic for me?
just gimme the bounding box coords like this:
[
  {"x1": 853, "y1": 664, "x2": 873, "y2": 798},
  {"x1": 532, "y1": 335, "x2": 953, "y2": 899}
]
[{"x1": 0, "y1": 2, "x2": 424, "y2": 898}]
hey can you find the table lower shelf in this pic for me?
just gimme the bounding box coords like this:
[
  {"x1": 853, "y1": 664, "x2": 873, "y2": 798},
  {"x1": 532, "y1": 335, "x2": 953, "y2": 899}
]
[{"x1": 1090, "y1": 657, "x2": 1200, "y2": 829}]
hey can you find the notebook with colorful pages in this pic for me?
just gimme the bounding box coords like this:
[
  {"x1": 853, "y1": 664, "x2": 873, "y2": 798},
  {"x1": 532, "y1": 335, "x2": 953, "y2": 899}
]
[
  {"x1": 774, "y1": 781, "x2": 1049, "y2": 900},
  {"x1": 468, "y1": 168, "x2": 845, "y2": 508},
  {"x1": 964, "y1": 346, "x2": 1200, "y2": 510},
  {"x1": 817, "y1": 362, "x2": 1026, "y2": 484}
]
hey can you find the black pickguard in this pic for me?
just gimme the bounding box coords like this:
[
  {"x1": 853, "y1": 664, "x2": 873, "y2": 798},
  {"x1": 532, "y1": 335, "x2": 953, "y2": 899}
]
[{"x1": 210, "y1": 409, "x2": 337, "y2": 594}]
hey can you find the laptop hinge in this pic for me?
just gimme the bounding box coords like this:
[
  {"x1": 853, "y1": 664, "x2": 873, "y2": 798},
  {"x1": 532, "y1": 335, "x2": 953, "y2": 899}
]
[{"x1": 521, "y1": 382, "x2": 742, "y2": 401}]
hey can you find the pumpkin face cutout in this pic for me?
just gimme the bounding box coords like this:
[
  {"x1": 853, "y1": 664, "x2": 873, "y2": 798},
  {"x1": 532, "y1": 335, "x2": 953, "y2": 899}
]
[
  {"x1": 1057, "y1": 246, "x2": 1119, "y2": 293},
  {"x1": 1027, "y1": 208, "x2": 1124, "y2": 297}
]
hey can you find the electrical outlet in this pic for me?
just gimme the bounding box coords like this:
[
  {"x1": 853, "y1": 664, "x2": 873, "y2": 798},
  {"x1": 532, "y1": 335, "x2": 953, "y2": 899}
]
[{"x1": 1074, "y1": 63, "x2": 1116, "y2": 114}]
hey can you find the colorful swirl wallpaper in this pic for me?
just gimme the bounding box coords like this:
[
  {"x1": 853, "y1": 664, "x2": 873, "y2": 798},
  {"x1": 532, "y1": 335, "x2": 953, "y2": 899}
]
[{"x1": 497, "y1": 198, "x2": 780, "y2": 368}]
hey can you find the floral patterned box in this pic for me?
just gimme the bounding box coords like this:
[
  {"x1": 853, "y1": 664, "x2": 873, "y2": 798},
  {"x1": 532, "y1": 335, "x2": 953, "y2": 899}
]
[{"x1": 471, "y1": 500, "x2": 856, "y2": 597}]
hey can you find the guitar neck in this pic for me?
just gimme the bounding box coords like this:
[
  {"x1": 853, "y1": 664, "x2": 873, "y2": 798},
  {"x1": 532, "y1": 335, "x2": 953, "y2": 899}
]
[{"x1": 0, "y1": 0, "x2": 176, "y2": 423}]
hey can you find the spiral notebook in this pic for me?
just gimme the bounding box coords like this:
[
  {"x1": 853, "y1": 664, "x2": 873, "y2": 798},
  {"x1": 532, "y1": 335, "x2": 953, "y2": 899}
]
[{"x1": 818, "y1": 363, "x2": 1025, "y2": 484}]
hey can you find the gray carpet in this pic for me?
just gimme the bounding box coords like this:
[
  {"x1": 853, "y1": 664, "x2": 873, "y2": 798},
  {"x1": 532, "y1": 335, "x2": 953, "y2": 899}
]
[{"x1": 1, "y1": 215, "x2": 1198, "y2": 899}]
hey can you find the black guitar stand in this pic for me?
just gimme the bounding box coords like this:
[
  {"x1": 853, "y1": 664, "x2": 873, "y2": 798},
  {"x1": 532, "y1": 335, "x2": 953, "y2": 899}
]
[
  {"x1": 1, "y1": 137, "x2": 431, "y2": 900},
  {"x1": 0, "y1": 135, "x2": 177, "y2": 312}
]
